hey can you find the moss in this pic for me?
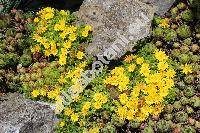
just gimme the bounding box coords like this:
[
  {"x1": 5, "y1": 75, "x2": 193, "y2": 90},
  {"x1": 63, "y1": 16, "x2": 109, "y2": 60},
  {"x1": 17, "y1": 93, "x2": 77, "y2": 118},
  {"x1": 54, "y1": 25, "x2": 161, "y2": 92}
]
[{"x1": 176, "y1": 25, "x2": 192, "y2": 39}]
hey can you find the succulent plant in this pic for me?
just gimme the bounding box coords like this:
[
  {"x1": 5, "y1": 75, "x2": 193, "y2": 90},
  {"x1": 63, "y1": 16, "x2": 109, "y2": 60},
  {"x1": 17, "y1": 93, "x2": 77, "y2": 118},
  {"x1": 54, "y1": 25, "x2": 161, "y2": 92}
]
[
  {"x1": 171, "y1": 49, "x2": 181, "y2": 58},
  {"x1": 180, "y1": 96, "x2": 190, "y2": 105},
  {"x1": 0, "y1": 9, "x2": 34, "y2": 92},
  {"x1": 102, "y1": 122, "x2": 116, "y2": 133},
  {"x1": 129, "y1": 120, "x2": 141, "y2": 129},
  {"x1": 191, "y1": 44, "x2": 199, "y2": 52},
  {"x1": 191, "y1": 55, "x2": 199, "y2": 63},
  {"x1": 184, "y1": 75, "x2": 195, "y2": 85},
  {"x1": 164, "y1": 104, "x2": 174, "y2": 114},
  {"x1": 186, "y1": 106, "x2": 194, "y2": 114},
  {"x1": 143, "y1": 126, "x2": 154, "y2": 133},
  {"x1": 175, "y1": 111, "x2": 188, "y2": 123},
  {"x1": 177, "y1": 81, "x2": 186, "y2": 90},
  {"x1": 181, "y1": 125, "x2": 196, "y2": 133},
  {"x1": 173, "y1": 101, "x2": 182, "y2": 110},
  {"x1": 152, "y1": 27, "x2": 164, "y2": 38},
  {"x1": 173, "y1": 42, "x2": 180, "y2": 48},
  {"x1": 156, "y1": 120, "x2": 172, "y2": 132},
  {"x1": 177, "y1": 2, "x2": 187, "y2": 10},
  {"x1": 164, "y1": 114, "x2": 173, "y2": 121},
  {"x1": 184, "y1": 86, "x2": 195, "y2": 98},
  {"x1": 181, "y1": 9, "x2": 193, "y2": 21},
  {"x1": 193, "y1": 97, "x2": 200, "y2": 108},
  {"x1": 178, "y1": 54, "x2": 190, "y2": 64},
  {"x1": 170, "y1": 7, "x2": 179, "y2": 17},
  {"x1": 180, "y1": 45, "x2": 190, "y2": 54},
  {"x1": 176, "y1": 25, "x2": 192, "y2": 39},
  {"x1": 164, "y1": 29, "x2": 177, "y2": 41}
]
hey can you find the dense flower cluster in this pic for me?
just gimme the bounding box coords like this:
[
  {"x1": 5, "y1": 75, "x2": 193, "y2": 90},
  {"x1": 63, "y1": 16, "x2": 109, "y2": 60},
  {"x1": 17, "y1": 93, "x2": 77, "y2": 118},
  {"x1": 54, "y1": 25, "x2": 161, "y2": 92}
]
[
  {"x1": 104, "y1": 49, "x2": 176, "y2": 122},
  {"x1": 31, "y1": 7, "x2": 92, "y2": 66}
]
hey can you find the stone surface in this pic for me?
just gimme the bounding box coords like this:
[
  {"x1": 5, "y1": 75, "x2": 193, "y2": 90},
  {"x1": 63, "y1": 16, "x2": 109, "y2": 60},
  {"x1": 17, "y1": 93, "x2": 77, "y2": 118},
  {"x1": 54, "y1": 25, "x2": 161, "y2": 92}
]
[
  {"x1": 0, "y1": 93, "x2": 56, "y2": 133},
  {"x1": 140, "y1": 0, "x2": 176, "y2": 15},
  {"x1": 75, "y1": 0, "x2": 155, "y2": 58}
]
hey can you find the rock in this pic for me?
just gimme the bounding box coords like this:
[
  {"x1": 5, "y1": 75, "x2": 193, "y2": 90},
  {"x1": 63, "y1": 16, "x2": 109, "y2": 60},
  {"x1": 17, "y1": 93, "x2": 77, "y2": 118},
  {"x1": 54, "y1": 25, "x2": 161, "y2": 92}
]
[
  {"x1": 0, "y1": 93, "x2": 56, "y2": 133},
  {"x1": 75, "y1": 0, "x2": 155, "y2": 58},
  {"x1": 140, "y1": 0, "x2": 176, "y2": 15}
]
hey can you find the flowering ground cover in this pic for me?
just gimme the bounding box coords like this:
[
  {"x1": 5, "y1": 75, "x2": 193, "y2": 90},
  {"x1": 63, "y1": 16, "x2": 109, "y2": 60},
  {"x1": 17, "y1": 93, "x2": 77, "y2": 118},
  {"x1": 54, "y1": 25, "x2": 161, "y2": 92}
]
[{"x1": 0, "y1": 0, "x2": 199, "y2": 132}]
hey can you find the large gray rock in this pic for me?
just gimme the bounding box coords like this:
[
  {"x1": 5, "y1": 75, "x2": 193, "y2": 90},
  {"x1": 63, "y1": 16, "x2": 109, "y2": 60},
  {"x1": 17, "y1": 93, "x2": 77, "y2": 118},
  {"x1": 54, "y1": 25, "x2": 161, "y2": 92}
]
[
  {"x1": 75, "y1": 0, "x2": 155, "y2": 58},
  {"x1": 0, "y1": 93, "x2": 56, "y2": 133},
  {"x1": 140, "y1": 0, "x2": 175, "y2": 15}
]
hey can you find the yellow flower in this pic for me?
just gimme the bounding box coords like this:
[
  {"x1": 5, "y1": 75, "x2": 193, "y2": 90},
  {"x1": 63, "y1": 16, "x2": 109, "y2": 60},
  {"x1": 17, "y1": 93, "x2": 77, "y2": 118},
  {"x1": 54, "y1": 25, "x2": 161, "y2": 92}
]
[
  {"x1": 69, "y1": 33, "x2": 77, "y2": 42},
  {"x1": 124, "y1": 55, "x2": 133, "y2": 63},
  {"x1": 64, "y1": 107, "x2": 73, "y2": 116},
  {"x1": 34, "y1": 17, "x2": 39, "y2": 23},
  {"x1": 85, "y1": 25, "x2": 92, "y2": 31},
  {"x1": 71, "y1": 113, "x2": 79, "y2": 122},
  {"x1": 44, "y1": 50, "x2": 51, "y2": 57},
  {"x1": 40, "y1": 89, "x2": 46, "y2": 96},
  {"x1": 64, "y1": 41, "x2": 72, "y2": 49},
  {"x1": 140, "y1": 63, "x2": 150, "y2": 77},
  {"x1": 59, "y1": 54, "x2": 66, "y2": 65},
  {"x1": 47, "y1": 90, "x2": 57, "y2": 99},
  {"x1": 136, "y1": 57, "x2": 144, "y2": 65},
  {"x1": 59, "y1": 121, "x2": 65, "y2": 127},
  {"x1": 76, "y1": 51, "x2": 84, "y2": 59},
  {"x1": 159, "y1": 18, "x2": 170, "y2": 28},
  {"x1": 116, "y1": 106, "x2": 127, "y2": 120},
  {"x1": 158, "y1": 61, "x2": 168, "y2": 71},
  {"x1": 89, "y1": 127, "x2": 99, "y2": 133},
  {"x1": 165, "y1": 69, "x2": 176, "y2": 78},
  {"x1": 93, "y1": 102, "x2": 102, "y2": 109},
  {"x1": 154, "y1": 49, "x2": 168, "y2": 62},
  {"x1": 60, "y1": 10, "x2": 69, "y2": 16},
  {"x1": 126, "y1": 109, "x2": 135, "y2": 120},
  {"x1": 32, "y1": 89, "x2": 40, "y2": 98},
  {"x1": 128, "y1": 64, "x2": 136, "y2": 72},
  {"x1": 82, "y1": 102, "x2": 91, "y2": 110},
  {"x1": 82, "y1": 30, "x2": 89, "y2": 37},
  {"x1": 181, "y1": 64, "x2": 192, "y2": 74},
  {"x1": 119, "y1": 93, "x2": 128, "y2": 105}
]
